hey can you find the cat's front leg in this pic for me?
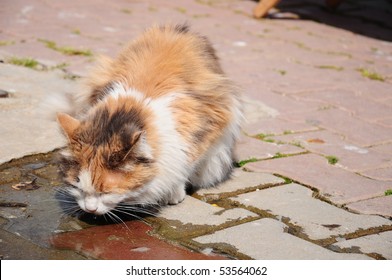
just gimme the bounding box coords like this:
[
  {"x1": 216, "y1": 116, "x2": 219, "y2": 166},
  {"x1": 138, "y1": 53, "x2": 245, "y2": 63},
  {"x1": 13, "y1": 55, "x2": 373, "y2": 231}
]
[{"x1": 167, "y1": 184, "x2": 186, "y2": 205}]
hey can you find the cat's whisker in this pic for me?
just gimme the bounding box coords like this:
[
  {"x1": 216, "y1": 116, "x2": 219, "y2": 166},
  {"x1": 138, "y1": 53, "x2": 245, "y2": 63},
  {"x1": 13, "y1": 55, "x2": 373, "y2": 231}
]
[
  {"x1": 112, "y1": 208, "x2": 148, "y2": 223},
  {"x1": 115, "y1": 206, "x2": 158, "y2": 218},
  {"x1": 116, "y1": 204, "x2": 160, "y2": 217},
  {"x1": 107, "y1": 211, "x2": 130, "y2": 231}
]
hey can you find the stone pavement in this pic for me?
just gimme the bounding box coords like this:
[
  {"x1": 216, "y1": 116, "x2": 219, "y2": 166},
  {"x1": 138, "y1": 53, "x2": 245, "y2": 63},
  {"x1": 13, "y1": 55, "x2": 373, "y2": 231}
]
[{"x1": 0, "y1": 0, "x2": 391, "y2": 260}]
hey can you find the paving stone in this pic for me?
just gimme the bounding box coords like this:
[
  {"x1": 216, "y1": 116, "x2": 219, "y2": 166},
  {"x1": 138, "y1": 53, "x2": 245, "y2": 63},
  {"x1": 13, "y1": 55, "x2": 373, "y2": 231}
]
[
  {"x1": 346, "y1": 196, "x2": 392, "y2": 218},
  {"x1": 281, "y1": 108, "x2": 392, "y2": 146},
  {"x1": 51, "y1": 221, "x2": 226, "y2": 260},
  {"x1": 333, "y1": 231, "x2": 392, "y2": 260},
  {"x1": 231, "y1": 183, "x2": 392, "y2": 240},
  {"x1": 0, "y1": 63, "x2": 75, "y2": 164},
  {"x1": 159, "y1": 196, "x2": 257, "y2": 226},
  {"x1": 360, "y1": 167, "x2": 392, "y2": 181},
  {"x1": 295, "y1": 89, "x2": 392, "y2": 121},
  {"x1": 194, "y1": 219, "x2": 371, "y2": 260},
  {"x1": 370, "y1": 143, "x2": 392, "y2": 156},
  {"x1": 197, "y1": 169, "x2": 284, "y2": 198},
  {"x1": 243, "y1": 118, "x2": 319, "y2": 136},
  {"x1": 242, "y1": 95, "x2": 279, "y2": 125},
  {"x1": 235, "y1": 136, "x2": 304, "y2": 162},
  {"x1": 246, "y1": 154, "x2": 391, "y2": 205},
  {"x1": 271, "y1": 130, "x2": 392, "y2": 172}
]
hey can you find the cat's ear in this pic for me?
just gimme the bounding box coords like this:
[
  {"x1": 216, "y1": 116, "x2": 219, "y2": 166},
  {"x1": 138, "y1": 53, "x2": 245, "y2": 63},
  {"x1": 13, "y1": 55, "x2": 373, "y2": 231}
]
[
  {"x1": 57, "y1": 113, "x2": 80, "y2": 140},
  {"x1": 130, "y1": 130, "x2": 154, "y2": 161}
]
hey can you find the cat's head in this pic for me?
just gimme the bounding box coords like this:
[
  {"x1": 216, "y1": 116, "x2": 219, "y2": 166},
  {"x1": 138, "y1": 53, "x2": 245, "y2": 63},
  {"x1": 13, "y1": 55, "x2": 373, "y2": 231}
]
[{"x1": 56, "y1": 101, "x2": 156, "y2": 215}]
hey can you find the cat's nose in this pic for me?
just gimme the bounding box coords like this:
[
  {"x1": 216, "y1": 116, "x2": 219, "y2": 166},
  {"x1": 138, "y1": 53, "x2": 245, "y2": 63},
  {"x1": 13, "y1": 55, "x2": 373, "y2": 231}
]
[
  {"x1": 84, "y1": 196, "x2": 98, "y2": 213},
  {"x1": 85, "y1": 205, "x2": 98, "y2": 213}
]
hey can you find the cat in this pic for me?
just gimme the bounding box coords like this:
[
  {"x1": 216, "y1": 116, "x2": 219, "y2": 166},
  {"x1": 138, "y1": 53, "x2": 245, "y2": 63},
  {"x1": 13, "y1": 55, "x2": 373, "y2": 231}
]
[{"x1": 57, "y1": 24, "x2": 243, "y2": 216}]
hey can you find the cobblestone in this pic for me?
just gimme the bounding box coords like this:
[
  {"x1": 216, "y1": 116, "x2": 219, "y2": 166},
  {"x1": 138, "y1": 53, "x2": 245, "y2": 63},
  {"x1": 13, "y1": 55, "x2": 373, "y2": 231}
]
[{"x1": 194, "y1": 219, "x2": 371, "y2": 260}]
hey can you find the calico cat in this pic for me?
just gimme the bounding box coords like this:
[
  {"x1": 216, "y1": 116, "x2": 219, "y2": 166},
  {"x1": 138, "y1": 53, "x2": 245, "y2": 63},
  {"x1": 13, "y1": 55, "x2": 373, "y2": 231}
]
[{"x1": 57, "y1": 24, "x2": 243, "y2": 216}]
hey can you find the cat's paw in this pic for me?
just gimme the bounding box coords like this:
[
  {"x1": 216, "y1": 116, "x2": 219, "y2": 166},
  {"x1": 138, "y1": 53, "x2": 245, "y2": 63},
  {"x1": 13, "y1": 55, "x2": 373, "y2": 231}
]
[{"x1": 168, "y1": 187, "x2": 186, "y2": 205}]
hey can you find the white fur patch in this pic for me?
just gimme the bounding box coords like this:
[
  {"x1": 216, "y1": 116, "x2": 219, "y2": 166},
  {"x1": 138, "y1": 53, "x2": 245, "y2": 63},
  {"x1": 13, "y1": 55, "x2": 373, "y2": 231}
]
[
  {"x1": 107, "y1": 82, "x2": 146, "y2": 103},
  {"x1": 78, "y1": 169, "x2": 94, "y2": 194},
  {"x1": 142, "y1": 93, "x2": 190, "y2": 204}
]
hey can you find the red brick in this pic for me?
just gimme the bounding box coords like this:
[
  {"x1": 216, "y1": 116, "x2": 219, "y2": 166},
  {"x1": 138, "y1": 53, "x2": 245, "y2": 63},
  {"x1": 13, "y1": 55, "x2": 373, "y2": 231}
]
[{"x1": 51, "y1": 221, "x2": 226, "y2": 260}]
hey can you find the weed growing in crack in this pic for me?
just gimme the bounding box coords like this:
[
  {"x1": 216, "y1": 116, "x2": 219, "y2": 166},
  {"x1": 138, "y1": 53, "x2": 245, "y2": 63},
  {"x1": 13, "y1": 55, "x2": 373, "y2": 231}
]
[
  {"x1": 8, "y1": 57, "x2": 39, "y2": 69},
  {"x1": 38, "y1": 39, "x2": 93, "y2": 56},
  {"x1": 357, "y1": 68, "x2": 385, "y2": 82},
  {"x1": 237, "y1": 158, "x2": 259, "y2": 167},
  {"x1": 315, "y1": 65, "x2": 344, "y2": 71},
  {"x1": 326, "y1": 155, "x2": 339, "y2": 165}
]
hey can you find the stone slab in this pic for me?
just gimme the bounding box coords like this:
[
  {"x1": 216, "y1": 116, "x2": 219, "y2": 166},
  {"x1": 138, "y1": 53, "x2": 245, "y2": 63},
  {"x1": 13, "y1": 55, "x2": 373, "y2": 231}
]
[
  {"x1": 159, "y1": 196, "x2": 257, "y2": 226},
  {"x1": 346, "y1": 196, "x2": 392, "y2": 218},
  {"x1": 231, "y1": 183, "x2": 392, "y2": 240},
  {"x1": 246, "y1": 154, "x2": 391, "y2": 206},
  {"x1": 194, "y1": 219, "x2": 371, "y2": 260},
  {"x1": 334, "y1": 231, "x2": 392, "y2": 260},
  {"x1": 197, "y1": 169, "x2": 284, "y2": 197},
  {"x1": 0, "y1": 63, "x2": 74, "y2": 164},
  {"x1": 360, "y1": 167, "x2": 392, "y2": 181},
  {"x1": 281, "y1": 108, "x2": 392, "y2": 146},
  {"x1": 295, "y1": 89, "x2": 392, "y2": 121},
  {"x1": 271, "y1": 130, "x2": 392, "y2": 172},
  {"x1": 235, "y1": 136, "x2": 304, "y2": 162}
]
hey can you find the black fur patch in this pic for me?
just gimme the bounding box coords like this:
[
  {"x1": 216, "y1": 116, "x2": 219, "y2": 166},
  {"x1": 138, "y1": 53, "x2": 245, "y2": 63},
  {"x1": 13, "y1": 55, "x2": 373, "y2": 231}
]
[
  {"x1": 58, "y1": 154, "x2": 80, "y2": 180},
  {"x1": 82, "y1": 106, "x2": 145, "y2": 148},
  {"x1": 174, "y1": 24, "x2": 190, "y2": 34},
  {"x1": 89, "y1": 82, "x2": 116, "y2": 104}
]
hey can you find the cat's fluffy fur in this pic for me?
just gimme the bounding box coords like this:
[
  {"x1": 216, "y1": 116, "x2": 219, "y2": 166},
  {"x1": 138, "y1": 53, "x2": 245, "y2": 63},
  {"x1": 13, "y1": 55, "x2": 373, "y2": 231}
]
[{"x1": 57, "y1": 24, "x2": 243, "y2": 215}]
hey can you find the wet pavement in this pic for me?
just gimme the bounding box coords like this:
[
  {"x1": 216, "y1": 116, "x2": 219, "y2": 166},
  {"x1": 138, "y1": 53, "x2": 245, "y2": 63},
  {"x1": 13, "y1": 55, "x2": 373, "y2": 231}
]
[{"x1": 0, "y1": 0, "x2": 392, "y2": 260}]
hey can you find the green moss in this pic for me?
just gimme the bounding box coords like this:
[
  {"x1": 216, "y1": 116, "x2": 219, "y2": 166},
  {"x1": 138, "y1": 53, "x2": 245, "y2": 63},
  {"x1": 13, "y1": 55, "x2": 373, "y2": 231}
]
[
  {"x1": 8, "y1": 57, "x2": 39, "y2": 69},
  {"x1": 38, "y1": 39, "x2": 93, "y2": 56},
  {"x1": 71, "y1": 29, "x2": 81, "y2": 35},
  {"x1": 175, "y1": 7, "x2": 187, "y2": 14},
  {"x1": 0, "y1": 40, "x2": 15, "y2": 46},
  {"x1": 326, "y1": 51, "x2": 352, "y2": 58},
  {"x1": 326, "y1": 155, "x2": 339, "y2": 165},
  {"x1": 256, "y1": 133, "x2": 273, "y2": 140},
  {"x1": 385, "y1": 189, "x2": 392, "y2": 196},
  {"x1": 276, "y1": 69, "x2": 286, "y2": 75},
  {"x1": 357, "y1": 68, "x2": 385, "y2": 82},
  {"x1": 315, "y1": 65, "x2": 344, "y2": 71},
  {"x1": 237, "y1": 158, "x2": 259, "y2": 167},
  {"x1": 120, "y1": 8, "x2": 132, "y2": 14},
  {"x1": 291, "y1": 141, "x2": 305, "y2": 149},
  {"x1": 192, "y1": 13, "x2": 210, "y2": 18},
  {"x1": 272, "y1": 152, "x2": 289, "y2": 159}
]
